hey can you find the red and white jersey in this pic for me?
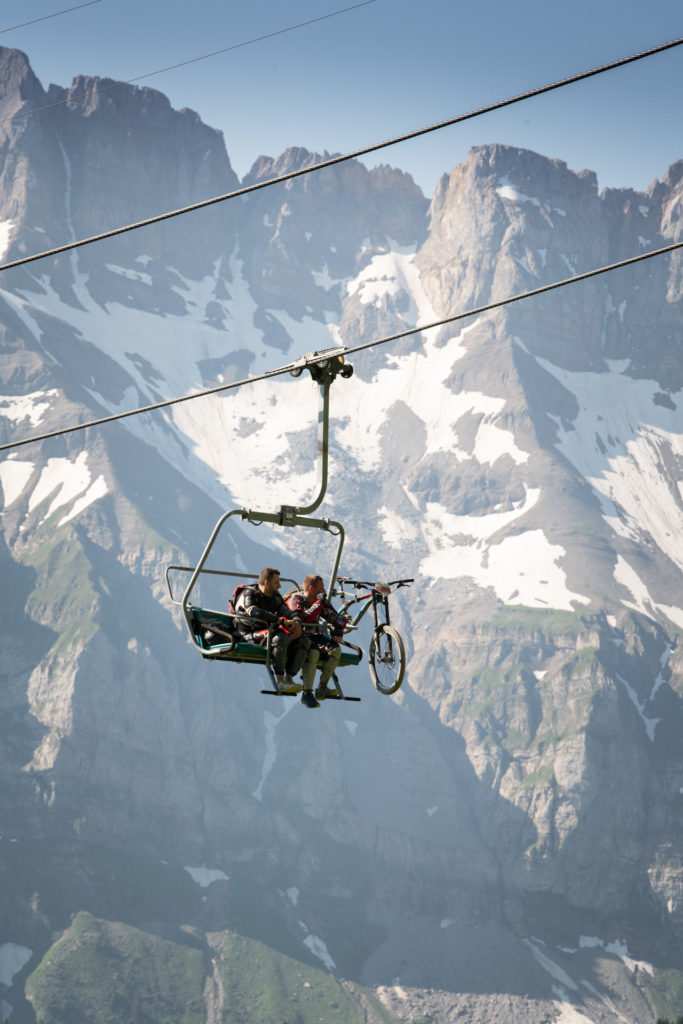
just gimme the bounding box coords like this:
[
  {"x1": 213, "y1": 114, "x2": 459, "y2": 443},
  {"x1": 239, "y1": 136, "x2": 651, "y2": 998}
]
[{"x1": 287, "y1": 592, "x2": 345, "y2": 635}]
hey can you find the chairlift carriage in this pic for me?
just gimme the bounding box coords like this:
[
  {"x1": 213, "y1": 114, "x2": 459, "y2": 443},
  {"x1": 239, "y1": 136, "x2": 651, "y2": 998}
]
[{"x1": 166, "y1": 349, "x2": 411, "y2": 702}]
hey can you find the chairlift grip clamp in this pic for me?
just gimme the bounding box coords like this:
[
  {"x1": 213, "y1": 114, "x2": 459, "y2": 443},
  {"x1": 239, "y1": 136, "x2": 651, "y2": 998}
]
[
  {"x1": 289, "y1": 349, "x2": 354, "y2": 385},
  {"x1": 279, "y1": 505, "x2": 298, "y2": 527}
]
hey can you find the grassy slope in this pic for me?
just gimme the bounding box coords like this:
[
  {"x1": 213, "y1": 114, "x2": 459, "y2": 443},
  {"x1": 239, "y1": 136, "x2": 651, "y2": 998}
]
[
  {"x1": 25, "y1": 912, "x2": 206, "y2": 1024},
  {"x1": 25, "y1": 913, "x2": 398, "y2": 1024},
  {"x1": 210, "y1": 930, "x2": 396, "y2": 1024}
]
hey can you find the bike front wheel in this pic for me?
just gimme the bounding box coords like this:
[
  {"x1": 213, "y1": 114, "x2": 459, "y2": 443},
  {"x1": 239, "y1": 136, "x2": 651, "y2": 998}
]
[{"x1": 369, "y1": 625, "x2": 405, "y2": 695}]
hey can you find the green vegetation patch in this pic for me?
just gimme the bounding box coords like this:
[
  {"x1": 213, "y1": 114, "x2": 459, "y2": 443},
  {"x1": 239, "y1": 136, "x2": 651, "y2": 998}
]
[
  {"x1": 561, "y1": 646, "x2": 600, "y2": 680},
  {"x1": 25, "y1": 911, "x2": 205, "y2": 1024},
  {"x1": 24, "y1": 533, "x2": 99, "y2": 651},
  {"x1": 212, "y1": 931, "x2": 384, "y2": 1024},
  {"x1": 520, "y1": 764, "x2": 556, "y2": 790},
  {"x1": 500, "y1": 728, "x2": 532, "y2": 753},
  {"x1": 645, "y1": 967, "x2": 683, "y2": 1021},
  {"x1": 489, "y1": 606, "x2": 585, "y2": 637}
]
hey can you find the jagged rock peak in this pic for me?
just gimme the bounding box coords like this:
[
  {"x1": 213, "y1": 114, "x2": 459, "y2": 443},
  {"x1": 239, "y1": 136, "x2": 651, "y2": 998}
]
[
  {"x1": 244, "y1": 145, "x2": 424, "y2": 198},
  {"x1": 63, "y1": 74, "x2": 177, "y2": 118},
  {"x1": 0, "y1": 46, "x2": 45, "y2": 117},
  {"x1": 245, "y1": 146, "x2": 336, "y2": 182},
  {"x1": 468, "y1": 143, "x2": 597, "y2": 186},
  {"x1": 661, "y1": 157, "x2": 683, "y2": 190},
  {"x1": 46, "y1": 73, "x2": 216, "y2": 142},
  {"x1": 431, "y1": 144, "x2": 600, "y2": 213}
]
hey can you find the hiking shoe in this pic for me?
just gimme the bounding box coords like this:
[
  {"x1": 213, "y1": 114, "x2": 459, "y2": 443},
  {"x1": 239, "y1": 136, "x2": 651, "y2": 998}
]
[
  {"x1": 277, "y1": 676, "x2": 302, "y2": 695},
  {"x1": 300, "y1": 690, "x2": 320, "y2": 709},
  {"x1": 315, "y1": 684, "x2": 338, "y2": 701}
]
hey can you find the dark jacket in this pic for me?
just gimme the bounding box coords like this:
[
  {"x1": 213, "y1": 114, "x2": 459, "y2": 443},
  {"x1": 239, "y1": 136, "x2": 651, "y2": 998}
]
[{"x1": 236, "y1": 585, "x2": 300, "y2": 634}]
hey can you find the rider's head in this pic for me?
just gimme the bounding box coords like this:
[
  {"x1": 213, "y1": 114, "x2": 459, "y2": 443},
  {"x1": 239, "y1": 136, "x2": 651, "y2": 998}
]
[
  {"x1": 259, "y1": 567, "x2": 281, "y2": 596},
  {"x1": 302, "y1": 574, "x2": 325, "y2": 603}
]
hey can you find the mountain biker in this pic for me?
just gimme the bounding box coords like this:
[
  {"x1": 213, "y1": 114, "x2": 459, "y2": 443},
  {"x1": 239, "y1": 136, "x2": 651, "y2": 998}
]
[
  {"x1": 287, "y1": 574, "x2": 345, "y2": 701},
  {"x1": 235, "y1": 567, "x2": 319, "y2": 707}
]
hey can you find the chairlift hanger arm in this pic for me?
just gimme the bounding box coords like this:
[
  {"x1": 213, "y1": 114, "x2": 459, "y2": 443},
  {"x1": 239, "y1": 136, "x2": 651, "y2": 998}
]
[
  {"x1": 286, "y1": 350, "x2": 353, "y2": 518},
  {"x1": 180, "y1": 351, "x2": 352, "y2": 632}
]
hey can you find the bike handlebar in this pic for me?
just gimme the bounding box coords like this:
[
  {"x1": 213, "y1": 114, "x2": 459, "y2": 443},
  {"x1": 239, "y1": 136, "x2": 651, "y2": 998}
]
[{"x1": 337, "y1": 576, "x2": 413, "y2": 590}]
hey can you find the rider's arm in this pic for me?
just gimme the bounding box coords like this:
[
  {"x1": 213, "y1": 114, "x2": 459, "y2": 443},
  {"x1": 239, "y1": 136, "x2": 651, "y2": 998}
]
[
  {"x1": 242, "y1": 589, "x2": 278, "y2": 624},
  {"x1": 277, "y1": 595, "x2": 304, "y2": 628},
  {"x1": 324, "y1": 600, "x2": 346, "y2": 638}
]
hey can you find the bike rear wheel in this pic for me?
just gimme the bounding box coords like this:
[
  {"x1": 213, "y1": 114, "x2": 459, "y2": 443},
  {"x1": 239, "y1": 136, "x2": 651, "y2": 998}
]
[{"x1": 369, "y1": 625, "x2": 405, "y2": 694}]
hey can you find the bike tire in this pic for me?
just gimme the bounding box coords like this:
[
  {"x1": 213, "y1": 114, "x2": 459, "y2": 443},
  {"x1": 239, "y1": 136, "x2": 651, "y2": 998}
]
[{"x1": 368, "y1": 624, "x2": 405, "y2": 695}]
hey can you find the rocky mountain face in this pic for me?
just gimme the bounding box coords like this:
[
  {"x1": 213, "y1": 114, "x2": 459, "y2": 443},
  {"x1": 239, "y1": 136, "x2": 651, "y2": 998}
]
[{"x1": 0, "y1": 44, "x2": 682, "y2": 1024}]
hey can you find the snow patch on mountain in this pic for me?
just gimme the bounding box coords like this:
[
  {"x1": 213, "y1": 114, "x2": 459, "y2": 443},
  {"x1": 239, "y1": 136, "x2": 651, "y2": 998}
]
[
  {"x1": 496, "y1": 177, "x2": 566, "y2": 218},
  {"x1": 183, "y1": 865, "x2": 229, "y2": 887},
  {"x1": 496, "y1": 179, "x2": 541, "y2": 207},
  {"x1": 252, "y1": 702, "x2": 296, "y2": 801},
  {"x1": 268, "y1": 308, "x2": 337, "y2": 353},
  {"x1": 302, "y1": 933, "x2": 336, "y2": 971},
  {"x1": 377, "y1": 505, "x2": 421, "y2": 548},
  {"x1": 338, "y1": 318, "x2": 528, "y2": 472},
  {"x1": 426, "y1": 486, "x2": 541, "y2": 541},
  {"x1": 26, "y1": 451, "x2": 107, "y2": 526},
  {"x1": 419, "y1": 488, "x2": 591, "y2": 609},
  {"x1": 520, "y1": 344, "x2": 683, "y2": 580},
  {"x1": 311, "y1": 264, "x2": 345, "y2": 292},
  {"x1": 184, "y1": 373, "x2": 320, "y2": 511},
  {"x1": 614, "y1": 556, "x2": 683, "y2": 630},
  {"x1": 0, "y1": 943, "x2": 31, "y2": 986},
  {"x1": 578, "y1": 935, "x2": 653, "y2": 974},
  {"x1": 422, "y1": 524, "x2": 590, "y2": 610},
  {"x1": 12, "y1": 253, "x2": 267, "y2": 412},
  {"x1": 0, "y1": 459, "x2": 34, "y2": 506},
  {"x1": 346, "y1": 241, "x2": 442, "y2": 341},
  {"x1": 105, "y1": 263, "x2": 153, "y2": 286},
  {"x1": 615, "y1": 667, "x2": 660, "y2": 742},
  {"x1": 0, "y1": 220, "x2": 13, "y2": 260},
  {"x1": 1, "y1": 257, "x2": 285, "y2": 507},
  {"x1": 348, "y1": 250, "x2": 405, "y2": 304},
  {"x1": 524, "y1": 937, "x2": 578, "y2": 990},
  {"x1": 0, "y1": 389, "x2": 58, "y2": 426}
]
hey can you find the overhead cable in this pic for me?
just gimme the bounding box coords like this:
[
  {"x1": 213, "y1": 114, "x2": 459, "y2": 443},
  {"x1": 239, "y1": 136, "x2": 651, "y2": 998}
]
[
  {"x1": 1, "y1": 238, "x2": 680, "y2": 454},
  {"x1": 0, "y1": 0, "x2": 101, "y2": 34},
  {"x1": 1, "y1": 0, "x2": 377, "y2": 123},
  {"x1": 0, "y1": 32, "x2": 681, "y2": 276}
]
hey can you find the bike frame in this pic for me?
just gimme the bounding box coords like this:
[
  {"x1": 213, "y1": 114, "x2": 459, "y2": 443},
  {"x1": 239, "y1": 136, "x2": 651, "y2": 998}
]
[{"x1": 337, "y1": 585, "x2": 393, "y2": 633}]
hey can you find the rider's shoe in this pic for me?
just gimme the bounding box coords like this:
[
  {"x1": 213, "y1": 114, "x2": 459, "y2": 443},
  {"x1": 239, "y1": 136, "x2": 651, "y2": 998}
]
[
  {"x1": 300, "y1": 690, "x2": 320, "y2": 709},
  {"x1": 277, "y1": 675, "x2": 303, "y2": 695},
  {"x1": 315, "y1": 683, "x2": 338, "y2": 701}
]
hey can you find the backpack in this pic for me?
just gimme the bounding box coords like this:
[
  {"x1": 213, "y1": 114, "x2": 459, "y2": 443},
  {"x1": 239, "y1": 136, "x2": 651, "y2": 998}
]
[{"x1": 229, "y1": 583, "x2": 254, "y2": 616}]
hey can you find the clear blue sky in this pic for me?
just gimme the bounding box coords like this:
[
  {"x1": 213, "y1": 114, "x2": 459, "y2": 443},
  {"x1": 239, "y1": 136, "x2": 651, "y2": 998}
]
[{"x1": 3, "y1": 0, "x2": 682, "y2": 198}]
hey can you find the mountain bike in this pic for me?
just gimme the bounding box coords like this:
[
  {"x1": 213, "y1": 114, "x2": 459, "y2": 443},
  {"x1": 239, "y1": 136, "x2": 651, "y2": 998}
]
[{"x1": 334, "y1": 577, "x2": 413, "y2": 694}]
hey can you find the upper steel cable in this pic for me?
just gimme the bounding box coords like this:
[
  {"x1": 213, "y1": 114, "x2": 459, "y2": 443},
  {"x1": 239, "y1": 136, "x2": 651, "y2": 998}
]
[
  {"x1": 1, "y1": 238, "x2": 680, "y2": 453},
  {"x1": 0, "y1": 33, "x2": 681, "y2": 275},
  {"x1": 0, "y1": 1, "x2": 101, "y2": 34},
  {"x1": 0, "y1": 1, "x2": 377, "y2": 124}
]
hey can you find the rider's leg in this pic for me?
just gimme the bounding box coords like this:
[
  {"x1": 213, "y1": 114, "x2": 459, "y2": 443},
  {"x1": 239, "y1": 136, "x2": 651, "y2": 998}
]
[
  {"x1": 316, "y1": 644, "x2": 342, "y2": 698},
  {"x1": 271, "y1": 630, "x2": 297, "y2": 691},
  {"x1": 286, "y1": 634, "x2": 312, "y2": 678},
  {"x1": 300, "y1": 646, "x2": 320, "y2": 690},
  {"x1": 319, "y1": 645, "x2": 341, "y2": 685}
]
